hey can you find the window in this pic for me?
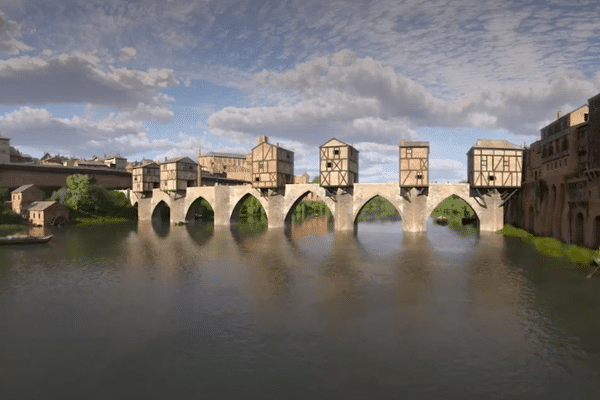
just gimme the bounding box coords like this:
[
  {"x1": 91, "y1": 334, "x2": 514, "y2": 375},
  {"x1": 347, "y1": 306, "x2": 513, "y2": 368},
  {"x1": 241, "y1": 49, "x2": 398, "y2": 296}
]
[
  {"x1": 488, "y1": 175, "x2": 495, "y2": 181},
  {"x1": 481, "y1": 158, "x2": 487, "y2": 169},
  {"x1": 258, "y1": 162, "x2": 264, "y2": 169},
  {"x1": 416, "y1": 172, "x2": 423, "y2": 179},
  {"x1": 504, "y1": 159, "x2": 509, "y2": 168},
  {"x1": 584, "y1": 113, "x2": 589, "y2": 122},
  {"x1": 406, "y1": 148, "x2": 412, "y2": 157},
  {"x1": 326, "y1": 162, "x2": 332, "y2": 169},
  {"x1": 333, "y1": 148, "x2": 340, "y2": 155},
  {"x1": 255, "y1": 177, "x2": 260, "y2": 182}
]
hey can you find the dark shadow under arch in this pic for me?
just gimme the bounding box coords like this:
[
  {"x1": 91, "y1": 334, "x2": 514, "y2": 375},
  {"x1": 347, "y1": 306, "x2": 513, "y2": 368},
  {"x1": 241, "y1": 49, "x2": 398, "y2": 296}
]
[
  {"x1": 574, "y1": 212, "x2": 585, "y2": 246},
  {"x1": 152, "y1": 200, "x2": 170, "y2": 222},
  {"x1": 185, "y1": 197, "x2": 214, "y2": 223}
]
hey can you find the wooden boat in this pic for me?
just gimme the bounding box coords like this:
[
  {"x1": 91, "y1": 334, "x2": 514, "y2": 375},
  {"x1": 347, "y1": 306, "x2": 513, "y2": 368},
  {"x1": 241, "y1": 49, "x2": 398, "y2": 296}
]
[
  {"x1": 435, "y1": 216, "x2": 448, "y2": 225},
  {"x1": 0, "y1": 234, "x2": 53, "y2": 245}
]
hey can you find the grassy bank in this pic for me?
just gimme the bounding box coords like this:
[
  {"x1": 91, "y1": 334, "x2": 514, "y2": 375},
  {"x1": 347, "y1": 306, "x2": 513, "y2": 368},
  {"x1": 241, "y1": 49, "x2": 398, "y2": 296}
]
[
  {"x1": 70, "y1": 208, "x2": 136, "y2": 226},
  {"x1": 0, "y1": 207, "x2": 27, "y2": 236},
  {"x1": 497, "y1": 224, "x2": 600, "y2": 268}
]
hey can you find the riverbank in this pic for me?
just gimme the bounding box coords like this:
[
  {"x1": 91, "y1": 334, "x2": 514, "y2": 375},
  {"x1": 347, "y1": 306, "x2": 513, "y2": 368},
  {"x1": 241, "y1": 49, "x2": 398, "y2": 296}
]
[{"x1": 497, "y1": 224, "x2": 600, "y2": 269}]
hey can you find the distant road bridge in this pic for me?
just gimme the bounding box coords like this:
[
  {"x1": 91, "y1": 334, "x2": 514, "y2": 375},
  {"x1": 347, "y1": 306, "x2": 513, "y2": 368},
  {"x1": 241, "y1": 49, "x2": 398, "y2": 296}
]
[{"x1": 127, "y1": 183, "x2": 505, "y2": 232}]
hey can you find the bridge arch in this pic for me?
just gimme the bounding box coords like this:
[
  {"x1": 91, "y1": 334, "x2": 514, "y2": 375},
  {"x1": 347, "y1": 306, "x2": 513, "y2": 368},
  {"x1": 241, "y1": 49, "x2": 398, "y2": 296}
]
[
  {"x1": 230, "y1": 192, "x2": 269, "y2": 224},
  {"x1": 283, "y1": 190, "x2": 334, "y2": 226},
  {"x1": 184, "y1": 196, "x2": 214, "y2": 222},
  {"x1": 353, "y1": 194, "x2": 401, "y2": 225},
  {"x1": 151, "y1": 200, "x2": 170, "y2": 221},
  {"x1": 425, "y1": 193, "x2": 480, "y2": 223}
]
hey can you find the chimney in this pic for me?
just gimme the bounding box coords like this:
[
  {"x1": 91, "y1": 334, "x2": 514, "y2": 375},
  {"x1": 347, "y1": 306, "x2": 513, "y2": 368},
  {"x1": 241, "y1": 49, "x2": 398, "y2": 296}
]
[{"x1": 557, "y1": 110, "x2": 562, "y2": 119}]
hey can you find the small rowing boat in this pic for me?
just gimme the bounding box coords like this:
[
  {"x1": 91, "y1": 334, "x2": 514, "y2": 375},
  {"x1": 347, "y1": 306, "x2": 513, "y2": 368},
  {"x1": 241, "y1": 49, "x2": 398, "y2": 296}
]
[
  {"x1": 435, "y1": 215, "x2": 448, "y2": 225},
  {"x1": 0, "y1": 235, "x2": 53, "y2": 245}
]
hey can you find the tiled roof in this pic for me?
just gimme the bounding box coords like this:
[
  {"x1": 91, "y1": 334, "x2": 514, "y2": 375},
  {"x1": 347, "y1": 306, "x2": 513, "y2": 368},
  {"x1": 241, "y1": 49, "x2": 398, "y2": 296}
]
[
  {"x1": 26, "y1": 201, "x2": 58, "y2": 211},
  {"x1": 11, "y1": 184, "x2": 37, "y2": 193},
  {"x1": 472, "y1": 139, "x2": 523, "y2": 149}
]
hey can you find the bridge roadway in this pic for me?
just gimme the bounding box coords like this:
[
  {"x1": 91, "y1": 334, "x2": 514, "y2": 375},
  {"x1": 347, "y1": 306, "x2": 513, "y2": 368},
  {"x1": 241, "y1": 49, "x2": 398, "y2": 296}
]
[{"x1": 128, "y1": 182, "x2": 504, "y2": 232}]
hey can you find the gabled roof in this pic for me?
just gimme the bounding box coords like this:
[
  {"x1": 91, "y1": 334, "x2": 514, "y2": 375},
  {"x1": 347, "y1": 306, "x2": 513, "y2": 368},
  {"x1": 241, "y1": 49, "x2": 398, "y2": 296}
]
[
  {"x1": 320, "y1": 138, "x2": 350, "y2": 148},
  {"x1": 133, "y1": 160, "x2": 159, "y2": 168},
  {"x1": 27, "y1": 201, "x2": 61, "y2": 211},
  {"x1": 471, "y1": 139, "x2": 523, "y2": 150},
  {"x1": 202, "y1": 152, "x2": 248, "y2": 158},
  {"x1": 11, "y1": 184, "x2": 39, "y2": 193},
  {"x1": 160, "y1": 156, "x2": 196, "y2": 164}
]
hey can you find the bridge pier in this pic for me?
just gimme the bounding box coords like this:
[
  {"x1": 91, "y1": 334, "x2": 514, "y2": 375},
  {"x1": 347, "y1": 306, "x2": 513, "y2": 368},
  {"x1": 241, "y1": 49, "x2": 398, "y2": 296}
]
[
  {"x1": 333, "y1": 192, "x2": 355, "y2": 231},
  {"x1": 402, "y1": 188, "x2": 428, "y2": 232}
]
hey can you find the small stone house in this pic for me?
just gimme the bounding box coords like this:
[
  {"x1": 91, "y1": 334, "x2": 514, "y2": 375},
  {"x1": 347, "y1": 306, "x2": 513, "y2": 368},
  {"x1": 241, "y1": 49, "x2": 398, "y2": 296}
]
[
  {"x1": 26, "y1": 201, "x2": 70, "y2": 226},
  {"x1": 11, "y1": 184, "x2": 45, "y2": 214}
]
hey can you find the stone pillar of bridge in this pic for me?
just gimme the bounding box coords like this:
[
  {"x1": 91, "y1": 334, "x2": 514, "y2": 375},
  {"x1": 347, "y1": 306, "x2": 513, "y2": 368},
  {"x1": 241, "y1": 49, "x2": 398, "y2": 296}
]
[
  {"x1": 214, "y1": 186, "x2": 232, "y2": 226},
  {"x1": 478, "y1": 190, "x2": 504, "y2": 232},
  {"x1": 169, "y1": 195, "x2": 187, "y2": 223},
  {"x1": 267, "y1": 194, "x2": 286, "y2": 229},
  {"x1": 401, "y1": 188, "x2": 428, "y2": 232},
  {"x1": 334, "y1": 192, "x2": 355, "y2": 231},
  {"x1": 137, "y1": 197, "x2": 153, "y2": 221}
]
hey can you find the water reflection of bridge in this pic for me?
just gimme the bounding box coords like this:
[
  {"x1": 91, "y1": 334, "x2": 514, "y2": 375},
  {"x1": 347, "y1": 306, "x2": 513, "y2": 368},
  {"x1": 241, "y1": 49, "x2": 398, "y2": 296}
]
[{"x1": 131, "y1": 182, "x2": 505, "y2": 232}]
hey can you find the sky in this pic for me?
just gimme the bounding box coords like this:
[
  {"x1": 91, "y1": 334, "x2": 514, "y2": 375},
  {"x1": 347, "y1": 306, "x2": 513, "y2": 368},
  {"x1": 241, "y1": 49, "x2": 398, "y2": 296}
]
[{"x1": 1, "y1": 0, "x2": 599, "y2": 183}]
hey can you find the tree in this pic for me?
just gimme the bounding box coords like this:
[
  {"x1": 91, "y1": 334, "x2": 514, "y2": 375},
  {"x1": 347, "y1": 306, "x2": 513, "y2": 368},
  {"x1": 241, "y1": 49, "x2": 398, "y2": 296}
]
[
  {"x1": 66, "y1": 174, "x2": 94, "y2": 210},
  {"x1": 0, "y1": 184, "x2": 9, "y2": 205},
  {"x1": 311, "y1": 177, "x2": 320, "y2": 184}
]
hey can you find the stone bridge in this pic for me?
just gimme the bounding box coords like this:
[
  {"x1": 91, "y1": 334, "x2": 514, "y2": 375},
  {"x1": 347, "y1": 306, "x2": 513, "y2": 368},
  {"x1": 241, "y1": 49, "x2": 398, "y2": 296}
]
[{"x1": 125, "y1": 183, "x2": 504, "y2": 232}]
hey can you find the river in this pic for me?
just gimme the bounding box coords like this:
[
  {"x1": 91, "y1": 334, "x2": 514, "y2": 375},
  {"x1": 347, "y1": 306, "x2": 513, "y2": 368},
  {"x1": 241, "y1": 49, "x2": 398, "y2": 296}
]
[{"x1": 1, "y1": 217, "x2": 600, "y2": 399}]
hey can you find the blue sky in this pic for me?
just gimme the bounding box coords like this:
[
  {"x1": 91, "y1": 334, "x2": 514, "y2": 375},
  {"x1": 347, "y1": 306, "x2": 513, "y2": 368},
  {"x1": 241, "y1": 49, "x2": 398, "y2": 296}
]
[{"x1": 1, "y1": 0, "x2": 599, "y2": 183}]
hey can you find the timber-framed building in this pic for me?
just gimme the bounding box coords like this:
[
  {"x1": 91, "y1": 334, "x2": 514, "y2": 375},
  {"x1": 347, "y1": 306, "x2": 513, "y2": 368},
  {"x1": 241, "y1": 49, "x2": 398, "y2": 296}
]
[
  {"x1": 251, "y1": 136, "x2": 294, "y2": 192},
  {"x1": 319, "y1": 138, "x2": 358, "y2": 191}
]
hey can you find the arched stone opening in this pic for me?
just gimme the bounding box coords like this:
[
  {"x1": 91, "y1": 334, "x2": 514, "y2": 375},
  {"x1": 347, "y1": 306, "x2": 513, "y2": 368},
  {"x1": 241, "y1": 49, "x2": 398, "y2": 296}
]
[
  {"x1": 284, "y1": 191, "x2": 333, "y2": 237},
  {"x1": 152, "y1": 200, "x2": 170, "y2": 222},
  {"x1": 430, "y1": 194, "x2": 478, "y2": 227},
  {"x1": 230, "y1": 194, "x2": 268, "y2": 236},
  {"x1": 353, "y1": 195, "x2": 401, "y2": 226},
  {"x1": 185, "y1": 197, "x2": 214, "y2": 223},
  {"x1": 574, "y1": 212, "x2": 585, "y2": 246}
]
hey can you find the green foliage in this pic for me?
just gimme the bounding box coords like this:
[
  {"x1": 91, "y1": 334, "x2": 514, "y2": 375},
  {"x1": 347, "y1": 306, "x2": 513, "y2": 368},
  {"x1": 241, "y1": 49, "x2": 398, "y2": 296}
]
[
  {"x1": 356, "y1": 195, "x2": 400, "y2": 222},
  {"x1": 0, "y1": 208, "x2": 23, "y2": 225},
  {"x1": 497, "y1": 224, "x2": 600, "y2": 267},
  {"x1": 109, "y1": 191, "x2": 132, "y2": 208},
  {"x1": 0, "y1": 224, "x2": 27, "y2": 236},
  {"x1": 291, "y1": 200, "x2": 333, "y2": 224},
  {"x1": 0, "y1": 184, "x2": 9, "y2": 204},
  {"x1": 53, "y1": 175, "x2": 137, "y2": 222},
  {"x1": 189, "y1": 198, "x2": 214, "y2": 221},
  {"x1": 311, "y1": 177, "x2": 320, "y2": 184},
  {"x1": 430, "y1": 194, "x2": 475, "y2": 225},
  {"x1": 240, "y1": 196, "x2": 267, "y2": 219},
  {"x1": 66, "y1": 174, "x2": 94, "y2": 211},
  {"x1": 51, "y1": 187, "x2": 72, "y2": 204}
]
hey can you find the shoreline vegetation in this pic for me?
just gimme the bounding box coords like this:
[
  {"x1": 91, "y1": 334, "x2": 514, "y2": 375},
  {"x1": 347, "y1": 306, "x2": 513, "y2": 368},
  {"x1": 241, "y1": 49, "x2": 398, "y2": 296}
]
[{"x1": 497, "y1": 224, "x2": 600, "y2": 268}]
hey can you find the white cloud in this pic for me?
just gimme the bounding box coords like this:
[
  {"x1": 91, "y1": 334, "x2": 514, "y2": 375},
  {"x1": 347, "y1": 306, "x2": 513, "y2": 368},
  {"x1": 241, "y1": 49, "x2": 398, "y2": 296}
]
[
  {"x1": 0, "y1": 11, "x2": 33, "y2": 54},
  {"x1": 119, "y1": 46, "x2": 137, "y2": 62},
  {"x1": 0, "y1": 106, "x2": 195, "y2": 158},
  {"x1": 0, "y1": 52, "x2": 178, "y2": 110}
]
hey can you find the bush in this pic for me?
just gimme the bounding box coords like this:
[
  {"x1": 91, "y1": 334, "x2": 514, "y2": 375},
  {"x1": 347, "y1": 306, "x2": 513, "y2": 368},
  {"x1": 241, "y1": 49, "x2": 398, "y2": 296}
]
[
  {"x1": 109, "y1": 191, "x2": 131, "y2": 208},
  {"x1": 0, "y1": 208, "x2": 23, "y2": 225},
  {"x1": 0, "y1": 184, "x2": 9, "y2": 204},
  {"x1": 51, "y1": 187, "x2": 72, "y2": 204}
]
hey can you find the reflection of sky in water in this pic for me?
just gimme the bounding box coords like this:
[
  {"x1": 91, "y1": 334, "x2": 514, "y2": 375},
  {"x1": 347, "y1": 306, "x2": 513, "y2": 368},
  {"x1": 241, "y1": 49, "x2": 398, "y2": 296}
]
[
  {"x1": 292, "y1": 232, "x2": 335, "y2": 264},
  {"x1": 355, "y1": 221, "x2": 404, "y2": 258},
  {"x1": 426, "y1": 218, "x2": 478, "y2": 255}
]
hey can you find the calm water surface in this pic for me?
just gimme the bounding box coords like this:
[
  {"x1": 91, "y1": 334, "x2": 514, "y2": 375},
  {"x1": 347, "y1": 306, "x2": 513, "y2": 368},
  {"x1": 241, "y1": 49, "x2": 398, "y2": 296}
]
[{"x1": 1, "y1": 218, "x2": 600, "y2": 399}]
